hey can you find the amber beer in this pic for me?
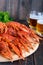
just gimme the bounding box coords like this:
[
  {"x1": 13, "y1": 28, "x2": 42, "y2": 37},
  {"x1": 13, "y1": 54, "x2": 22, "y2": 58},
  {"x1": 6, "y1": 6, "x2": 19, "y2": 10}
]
[
  {"x1": 37, "y1": 20, "x2": 43, "y2": 34},
  {"x1": 29, "y1": 14, "x2": 37, "y2": 29}
]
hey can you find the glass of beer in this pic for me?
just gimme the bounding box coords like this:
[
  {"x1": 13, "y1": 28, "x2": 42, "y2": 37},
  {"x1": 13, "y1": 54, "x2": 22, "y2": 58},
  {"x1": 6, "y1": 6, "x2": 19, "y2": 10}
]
[
  {"x1": 36, "y1": 19, "x2": 43, "y2": 36},
  {"x1": 27, "y1": 11, "x2": 38, "y2": 30}
]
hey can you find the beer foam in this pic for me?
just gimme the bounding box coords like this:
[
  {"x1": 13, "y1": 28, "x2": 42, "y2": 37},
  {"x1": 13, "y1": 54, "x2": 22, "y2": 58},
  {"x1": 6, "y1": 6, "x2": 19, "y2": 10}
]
[
  {"x1": 30, "y1": 14, "x2": 38, "y2": 19},
  {"x1": 37, "y1": 20, "x2": 43, "y2": 24},
  {"x1": 38, "y1": 15, "x2": 43, "y2": 20}
]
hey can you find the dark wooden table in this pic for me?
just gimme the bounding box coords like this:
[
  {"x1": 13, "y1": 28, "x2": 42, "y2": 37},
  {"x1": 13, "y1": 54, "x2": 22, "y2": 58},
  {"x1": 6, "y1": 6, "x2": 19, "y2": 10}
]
[{"x1": 0, "y1": 20, "x2": 43, "y2": 65}]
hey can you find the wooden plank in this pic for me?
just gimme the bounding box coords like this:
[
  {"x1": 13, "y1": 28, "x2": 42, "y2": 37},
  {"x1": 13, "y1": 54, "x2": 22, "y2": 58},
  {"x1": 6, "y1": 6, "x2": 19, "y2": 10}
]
[
  {"x1": 0, "y1": 55, "x2": 34, "y2": 65},
  {"x1": 0, "y1": 0, "x2": 5, "y2": 11},
  {"x1": 33, "y1": 40, "x2": 43, "y2": 65},
  {"x1": 18, "y1": 55, "x2": 34, "y2": 65},
  {"x1": 31, "y1": 0, "x2": 43, "y2": 12},
  {"x1": 26, "y1": 55, "x2": 34, "y2": 65},
  {"x1": 0, "y1": 60, "x2": 19, "y2": 65}
]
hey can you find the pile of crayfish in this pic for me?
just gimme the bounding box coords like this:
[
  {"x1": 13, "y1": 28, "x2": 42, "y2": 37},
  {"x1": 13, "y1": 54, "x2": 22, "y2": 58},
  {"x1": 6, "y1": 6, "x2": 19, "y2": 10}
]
[{"x1": 0, "y1": 21, "x2": 42, "y2": 60}]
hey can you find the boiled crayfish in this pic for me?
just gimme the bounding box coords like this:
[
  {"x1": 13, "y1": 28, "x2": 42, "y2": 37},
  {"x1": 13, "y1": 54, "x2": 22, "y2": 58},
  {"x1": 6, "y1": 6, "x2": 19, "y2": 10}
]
[{"x1": 0, "y1": 21, "x2": 42, "y2": 60}]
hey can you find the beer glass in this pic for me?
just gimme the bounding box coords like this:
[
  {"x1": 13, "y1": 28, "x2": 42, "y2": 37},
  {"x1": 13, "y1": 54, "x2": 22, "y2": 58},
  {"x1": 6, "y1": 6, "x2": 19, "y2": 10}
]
[
  {"x1": 27, "y1": 11, "x2": 38, "y2": 30},
  {"x1": 36, "y1": 19, "x2": 43, "y2": 37}
]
